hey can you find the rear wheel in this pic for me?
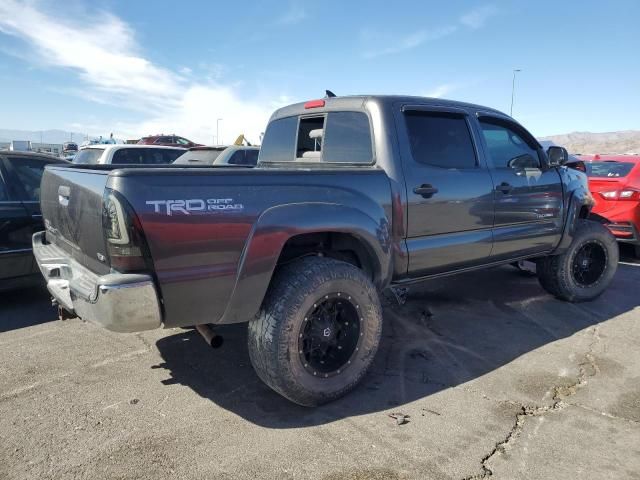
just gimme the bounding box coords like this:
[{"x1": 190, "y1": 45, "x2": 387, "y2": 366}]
[
  {"x1": 248, "y1": 257, "x2": 382, "y2": 406},
  {"x1": 537, "y1": 220, "x2": 618, "y2": 302}
]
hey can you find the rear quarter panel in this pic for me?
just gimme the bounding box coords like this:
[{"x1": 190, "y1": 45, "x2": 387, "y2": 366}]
[{"x1": 107, "y1": 168, "x2": 393, "y2": 327}]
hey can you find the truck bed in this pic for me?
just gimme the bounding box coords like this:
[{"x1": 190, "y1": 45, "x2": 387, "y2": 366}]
[{"x1": 40, "y1": 164, "x2": 394, "y2": 327}]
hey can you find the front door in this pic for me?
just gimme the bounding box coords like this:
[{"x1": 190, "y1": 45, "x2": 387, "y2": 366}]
[
  {"x1": 398, "y1": 106, "x2": 495, "y2": 277},
  {"x1": 476, "y1": 116, "x2": 563, "y2": 259}
]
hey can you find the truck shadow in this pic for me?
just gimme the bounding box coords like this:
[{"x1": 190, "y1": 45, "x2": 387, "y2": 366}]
[
  {"x1": 154, "y1": 261, "x2": 640, "y2": 428},
  {"x1": 0, "y1": 283, "x2": 57, "y2": 332}
]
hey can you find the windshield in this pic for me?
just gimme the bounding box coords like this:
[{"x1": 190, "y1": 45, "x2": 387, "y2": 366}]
[
  {"x1": 586, "y1": 161, "x2": 635, "y2": 178},
  {"x1": 73, "y1": 148, "x2": 105, "y2": 164}
]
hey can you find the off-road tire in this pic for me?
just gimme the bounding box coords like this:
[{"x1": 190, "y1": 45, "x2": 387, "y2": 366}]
[
  {"x1": 537, "y1": 220, "x2": 618, "y2": 302},
  {"x1": 247, "y1": 256, "x2": 383, "y2": 406}
]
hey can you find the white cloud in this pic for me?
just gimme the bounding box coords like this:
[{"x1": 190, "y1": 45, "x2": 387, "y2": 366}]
[
  {"x1": 423, "y1": 84, "x2": 456, "y2": 99},
  {"x1": 277, "y1": 2, "x2": 307, "y2": 25},
  {"x1": 363, "y1": 26, "x2": 457, "y2": 58},
  {"x1": 0, "y1": 0, "x2": 275, "y2": 144},
  {"x1": 460, "y1": 5, "x2": 499, "y2": 29}
]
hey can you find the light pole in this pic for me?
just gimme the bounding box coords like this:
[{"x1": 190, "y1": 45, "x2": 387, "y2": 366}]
[
  {"x1": 216, "y1": 118, "x2": 223, "y2": 145},
  {"x1": 510, "y1": 69, "x2": 521, "y2": 117}
]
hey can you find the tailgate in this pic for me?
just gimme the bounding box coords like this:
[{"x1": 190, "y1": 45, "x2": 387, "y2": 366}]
[{"x1": 40, "y1": 166, "x2": 111, "y2": 275}]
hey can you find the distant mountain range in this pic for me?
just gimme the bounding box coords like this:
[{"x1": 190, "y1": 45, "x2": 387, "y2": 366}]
[
  {"x1": 539, "y1": 130, "x2": 640, "y2": 155},
  {"x1": 0, "y1": 128, "x2": 96, "y2": 144}
]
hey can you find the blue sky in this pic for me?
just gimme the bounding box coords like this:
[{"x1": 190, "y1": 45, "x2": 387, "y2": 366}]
[{"x1": 0, "y1": 0, "x2": 638, "y2": 143}]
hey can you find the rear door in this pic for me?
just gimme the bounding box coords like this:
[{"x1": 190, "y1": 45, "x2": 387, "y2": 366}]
[
  {"x1": 476, "y1": 115, "x2": 563, "y2": 259},
  {"x1": 0, "y1": 156, "x2": 34, "y2": 279},
  {"x1": 397, "y1": 105, "x2": 495, "y2": 276},
  {"x1": 5, "y1": 156, "x2": 62, "y2": 274}
]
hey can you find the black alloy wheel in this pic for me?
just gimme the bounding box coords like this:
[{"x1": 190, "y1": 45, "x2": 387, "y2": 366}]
[{"x1": 298, "y1": 293, "x2": 362, "y2": 378}]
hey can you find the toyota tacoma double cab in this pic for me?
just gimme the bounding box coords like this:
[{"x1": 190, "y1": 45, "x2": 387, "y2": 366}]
[{"x1": 33, "y1": 95, "x2": 618, "y2": 406}]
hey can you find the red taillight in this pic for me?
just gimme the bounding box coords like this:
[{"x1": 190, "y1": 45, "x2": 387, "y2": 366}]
[
  {"x1": 102, "y1": 189, "x2": 152, "y2": 272},
  {"x1": 304, "y1": 99, "x2": 325, "y2": 109},
  {"x1": 599, "y1": 189, "x2": 640, "y2": 201}
]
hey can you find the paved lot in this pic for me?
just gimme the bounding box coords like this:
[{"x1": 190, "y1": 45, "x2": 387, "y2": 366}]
[{"x1": 1, "y1": 246, "x2": 639, "y2": 480}]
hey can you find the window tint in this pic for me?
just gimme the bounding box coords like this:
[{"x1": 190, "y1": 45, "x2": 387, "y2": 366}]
[
  {"x1": 112, "y1": 148, "x2": 183, "y2": 165},
  {"x1": 155, "y1": 136, "x2": 173, "y2": 144},
  {"x1": 586, "y1": 161, "x2": 635, "y2": 178},
  {"x1": 227, "y1": 149, "x2": 260, "y2": 166},
  {"x1": 9, "y1": 159, "x2": 47, "y2": 201},
  {"x1": 405, "y1": 112, "x2": 477, "y2": 168},
  {"x1": 259, "y1": 116, "x2": 298, "y2": 162},
  {"x1": 0, "y1": 174, "x2": 8, "y2": 201},
  {"x1": 175, "y1": 137, "x2": 191, "y2": 145},
  {"x1": 73, "y1": 148, "x2": 104, "y2": 164},
  {"x1": 479, "y1": 120, "x2": 540, "y2": 169},
  {"x1": 323, "y1": 112, "x2": 373, "y2": 164},
  {"x1": 111, "y1": 148, "x2": 144, "y2": 164},
  {"x1": 245, "y1": 149, "x2": 259, "y2": 166}
]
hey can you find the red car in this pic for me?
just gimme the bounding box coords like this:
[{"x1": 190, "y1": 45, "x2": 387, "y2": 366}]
[
  {"x1": 137, "y1": 134, "x2": 203, "y2": 148},
  {"x1": 579, "y1": 154, "x2": 640, "y2": 257}
]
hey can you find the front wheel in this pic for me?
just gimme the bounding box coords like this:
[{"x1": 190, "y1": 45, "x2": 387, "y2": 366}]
[
  {"x1": 537, "y1": 220, "x2": 618, "y2": 302},
  {"x1": 248, "y1": 257, "x2": 383, "y2": 406}
]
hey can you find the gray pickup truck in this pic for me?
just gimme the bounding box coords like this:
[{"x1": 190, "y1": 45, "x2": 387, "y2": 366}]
[{"x1": 33, "y1": 95, "x2": 618, "y2": 406}]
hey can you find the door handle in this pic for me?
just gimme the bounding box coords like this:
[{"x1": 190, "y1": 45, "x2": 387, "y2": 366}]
[
  {"x1": 413, "y1": 184, "x2": 439, "y2": 198},
  {"x1": 495, "y1": 182, "x2": 513, "y2": 194}
]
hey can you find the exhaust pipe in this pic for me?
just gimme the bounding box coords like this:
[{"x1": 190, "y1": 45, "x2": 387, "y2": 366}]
[{"x1": 195, "y1": 323, "x2": 224, "y2": 349}]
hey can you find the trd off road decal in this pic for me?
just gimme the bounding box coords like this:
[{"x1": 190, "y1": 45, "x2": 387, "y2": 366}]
[{"x1": 146, "y1": 198, "x2": 244, "y2": 215}]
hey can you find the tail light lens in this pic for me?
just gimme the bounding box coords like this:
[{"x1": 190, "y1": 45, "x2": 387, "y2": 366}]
[
  {"x1": 599, "y1": 189, "x2": 640, "y2": 201},
  {"x1": 102, "y1": 189, "x2": 152, "y2": 272}
]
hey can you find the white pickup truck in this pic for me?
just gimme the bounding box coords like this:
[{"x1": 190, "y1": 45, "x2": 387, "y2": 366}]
[{"x1": 73, "y1": 144, "x2": 186, "y2": 165}]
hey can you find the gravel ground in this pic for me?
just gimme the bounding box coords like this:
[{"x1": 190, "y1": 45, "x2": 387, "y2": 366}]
[{"x1": 1, "y1": 246, "x2": 639, "y2": 480}]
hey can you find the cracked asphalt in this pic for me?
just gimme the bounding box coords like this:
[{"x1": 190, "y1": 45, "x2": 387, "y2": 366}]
[{"x1": 1, "y1": 247, "x2": 639, "y2": 480}]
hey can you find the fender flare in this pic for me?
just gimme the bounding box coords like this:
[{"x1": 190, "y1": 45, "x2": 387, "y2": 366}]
[
  {"x1": 554, "y1": 186, "x2": 594, "y2": 253},
  {"x1": 216, "y1": 202, "x2": 392, "y2": 324}
]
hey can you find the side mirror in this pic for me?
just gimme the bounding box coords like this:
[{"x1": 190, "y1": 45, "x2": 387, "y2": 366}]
[{"x1": 547, "y1": 146, "x2": 569, "y2": 167}]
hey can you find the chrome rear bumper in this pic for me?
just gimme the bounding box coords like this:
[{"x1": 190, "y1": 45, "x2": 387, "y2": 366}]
[{"x1": 32, "y1": 231, "x2": 162, "y2": 332}]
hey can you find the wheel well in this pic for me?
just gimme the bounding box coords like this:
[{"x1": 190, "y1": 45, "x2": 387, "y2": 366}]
[
  {"x1": 277, "y1": 232, "x2": 377, "y2": 280},
  {"x1": 579, "y1": 205, "x2": 590, "y2": 219}
]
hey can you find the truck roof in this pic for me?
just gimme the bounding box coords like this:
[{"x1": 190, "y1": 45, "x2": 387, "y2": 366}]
[{"x1": 270, "y1": 95, "x2": 508, "y2": 121}]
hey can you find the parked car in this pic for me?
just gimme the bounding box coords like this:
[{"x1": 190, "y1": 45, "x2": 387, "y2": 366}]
[
  {"x1": 63, "y1": 142, "x2": 78, "y2": 153},
  {"x1": 0, "y1": 151, "x2": 67, "y2": 290},
  {"x1": 137, "y1": 135, "x2": 203, "y2": 148},
  {"x1": 578, "y1": 154, "x2": 640, "y2": 257},
  {"x1": 33, "y1": 95, "x2": 617, "y2": 406},
  {"x1": 73, "y1": 144, "x2": 186, "y2": 165},
  {"x1": 172, "y1": 146, "x2": 228, "y2": 165},
  {"x1": 174, "y1": 145, "x2": 259, "y2": 166}
]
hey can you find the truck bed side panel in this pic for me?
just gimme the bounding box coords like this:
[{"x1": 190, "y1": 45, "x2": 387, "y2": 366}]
[{"x1": 108, "y1": 168, "x2": 392, "y2": 327}]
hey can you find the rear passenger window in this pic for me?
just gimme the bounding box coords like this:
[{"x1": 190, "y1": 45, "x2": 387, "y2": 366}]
[
  {"x1": 8, "y1": 159, "x2": 47, "y2": 201},
  {"x1": 405, "y1": 112, "x2": 477, "y2": 169},
  {"x1": 259, "y1": 116, "x2": 298, "y2": 162},
  {"x1": 323, "y1": 112, "x2": 373, "y2": 164},
  {"x1": 111, "y1": 149, "x2": 141, "y2": 164}
]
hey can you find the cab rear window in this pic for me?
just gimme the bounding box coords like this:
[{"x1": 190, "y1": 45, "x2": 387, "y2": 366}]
[
  {"x1": 259, "y1": 112, "x2": 373, "y2": 164},
  {"x1": 586, "y1": 161, "x2": 635, "y2": 178}
]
